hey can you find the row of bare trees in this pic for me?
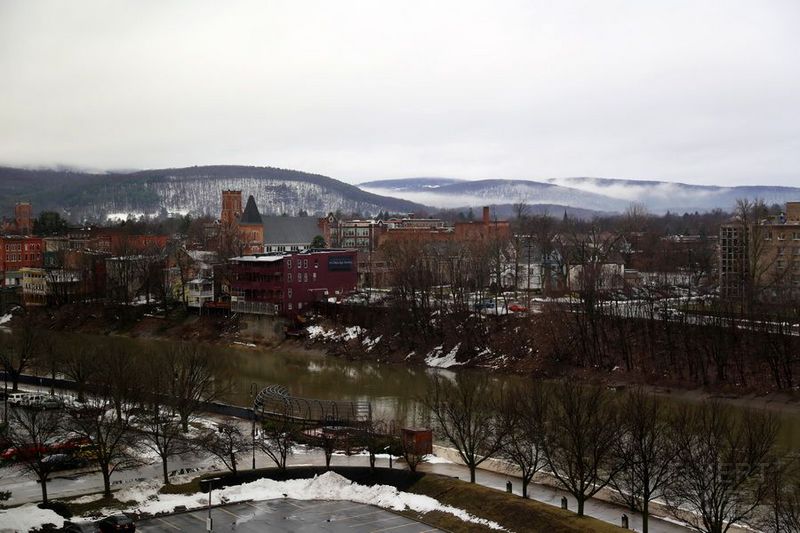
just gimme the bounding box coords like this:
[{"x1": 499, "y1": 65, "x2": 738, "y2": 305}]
[
  {"x1": 423, "y1": 374, "x2": 789, "y2": 533},
  {"x1": 1, "y1": 332, "x2": 226, "y2": 503}
]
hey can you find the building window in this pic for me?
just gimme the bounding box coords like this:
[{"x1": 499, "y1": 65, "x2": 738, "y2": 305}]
[
  {"x1": 288, "y1": 303, "x2": 292, "y2": 310},
  {"x1": 304, "y1": 273, "x2": 308, "y2": 282},
  {"x1": 313, "y1": 272, "x2": 317, "y2": 281},
  {"x1": 303, "y1": 259, "x2": 308, "y2": 269},
  {"x1": 287, "y1": 259, "x2": 291, "y2": 269},
  {"x1": 287, "y1": 288, "x2": 292, "y2": 298},
  {"x1": 287, "y1": 273, "x2": 292, "y2": 282}
]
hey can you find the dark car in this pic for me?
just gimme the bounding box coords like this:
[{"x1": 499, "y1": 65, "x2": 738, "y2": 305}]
[
  {"x1": 43, "y1": 453, "x2": 89, "y2": 471},
  {"x1": 96, "y1": 514, "x2": 135, "y2": 532}
]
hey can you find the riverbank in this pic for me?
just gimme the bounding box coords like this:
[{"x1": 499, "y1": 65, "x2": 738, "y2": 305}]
[{"x1": 10, "y1": 303, "x2": 800, "y2": 421}]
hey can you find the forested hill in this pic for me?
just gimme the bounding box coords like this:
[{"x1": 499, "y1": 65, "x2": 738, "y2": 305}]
[{"x1": 0, "y1": 165, "x2": 425, "y2": 222}]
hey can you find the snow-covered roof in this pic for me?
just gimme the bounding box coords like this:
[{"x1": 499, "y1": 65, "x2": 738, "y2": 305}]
[{"x1": 230, "y1": 254, "x2": 286, "y2": 262}]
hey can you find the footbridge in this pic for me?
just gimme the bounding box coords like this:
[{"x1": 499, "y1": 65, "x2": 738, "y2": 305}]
[{"x1": 253, "y1": 384, "x2": 372, "y2": 427}]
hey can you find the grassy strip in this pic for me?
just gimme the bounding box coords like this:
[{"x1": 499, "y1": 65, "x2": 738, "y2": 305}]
[
  {"x1": 58, "y1": 467, "x2": 620, "y2": 532},
  {"x1": 401, "y1": 473, "x2": 622, "y2": 533}
]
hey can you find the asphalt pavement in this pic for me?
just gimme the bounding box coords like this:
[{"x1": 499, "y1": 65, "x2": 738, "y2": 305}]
[{"x1": 136, "y1": 499, "x2": 440, "y2": 532}]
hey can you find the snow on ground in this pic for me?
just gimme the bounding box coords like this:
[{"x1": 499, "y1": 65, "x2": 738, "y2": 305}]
[
  {"x1": 361, "y1": 335, "x2": 382, "y2": 351},
  {"x1": 425, "y1": 343, "x2": 462, "y2": 368},
  {"x1": 117, "y1": 471, "x2": 505, "y2": 530},
  {"x1": 307, "y1": 325, "x2": 364, "y2": 342},
  {"x1": 0, "y1": 503, "x2": 66, "y2": 532},
  {"x1": 0, "y1": 313, "x2": 11, "y2": 326}
]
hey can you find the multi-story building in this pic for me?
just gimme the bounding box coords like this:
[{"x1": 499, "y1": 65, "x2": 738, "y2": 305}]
[
  {"x1": 229, "y1": 249, "x2": 358, "y2": 316},
  {"x1": 720, "y1": 201, "x2": 800, "y2": 301},
  {"x1": 0, "y1": 236, "x2": 44, "y2": 285}
]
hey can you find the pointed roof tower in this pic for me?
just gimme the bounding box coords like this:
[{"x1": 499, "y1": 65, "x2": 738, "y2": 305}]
[{"x1": 240, "y1": 195, "x2": 263, "y2": 225}]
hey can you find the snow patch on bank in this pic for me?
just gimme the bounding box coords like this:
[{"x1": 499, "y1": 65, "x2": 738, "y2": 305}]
[
  {"x1": 0, "y1": 313, "x2": 12, "y2": 325},
  {"x1": 425, "y1": 343, "x2": 462, "y2": 368},
  {"x1": 119, "y1": 471, "x2": 505, "y2": 530},
  {"x1": 307, "y1": 325, "x2": 364, "y2": 342}
]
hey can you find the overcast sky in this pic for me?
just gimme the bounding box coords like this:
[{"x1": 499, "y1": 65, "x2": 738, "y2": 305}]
[{"x1": 1, "y1": 0, "x2": 798, "y2": 186}]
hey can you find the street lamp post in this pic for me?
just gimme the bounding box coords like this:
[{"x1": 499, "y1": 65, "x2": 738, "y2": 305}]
[
  {"x1": 204, "y1": 477, "x2": 220, "y2": 532},
  {"x1": 250, "y1": 383, "x2": 257, "y2": 470}
]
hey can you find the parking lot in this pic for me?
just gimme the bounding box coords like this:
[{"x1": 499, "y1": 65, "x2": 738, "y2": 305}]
[{"x1": 136, "y1": 499, "x2": 441, "y2": 532}]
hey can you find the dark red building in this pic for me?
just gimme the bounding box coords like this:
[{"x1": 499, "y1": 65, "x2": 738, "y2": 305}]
[
  {"x1": 230, "y1": 250, "x2": 357, "y2": 316},
  {"x1": 1, "y1": 236, "x2": 44, "y2": 277}
]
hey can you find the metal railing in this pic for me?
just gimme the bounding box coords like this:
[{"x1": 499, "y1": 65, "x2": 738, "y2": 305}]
[{"x1": 253, "y1": 384, "x2": 372, "y2": 427}]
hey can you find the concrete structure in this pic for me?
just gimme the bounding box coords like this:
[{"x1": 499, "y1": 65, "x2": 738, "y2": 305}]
[{"x1": 229, "y1": 249, "x2": 358, "y2": 316}]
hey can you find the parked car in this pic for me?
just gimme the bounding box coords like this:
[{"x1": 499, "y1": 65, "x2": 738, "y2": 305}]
[
  {"x1": 6, "y1": 392, "x2": 31, "y2": 405},
  {"x1": 508, "y1": 303, "x2": 529, "y2": 313},
  {"x1": 473, "y1": 300, "x2": 495, "y2": 310},
  {"x1": 20, "y1": 393, "x2": 48, "y2": 407},
  {"x1": 43, "y1": 453, "x2": 88, "y2": 471},
  {"x1": 1, "y1": 444, "x2": 47, "y2": 461},
  {"x1": 96, "y1": 514, "x2": 135, "y2": 532},
  {"x1": 36, "y1": 396, "x2": 63, "y2": 410}
]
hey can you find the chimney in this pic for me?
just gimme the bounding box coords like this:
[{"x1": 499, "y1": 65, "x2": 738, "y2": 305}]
[{"x1": 483, "y1": 206, "x2": 490, "y2": 225}]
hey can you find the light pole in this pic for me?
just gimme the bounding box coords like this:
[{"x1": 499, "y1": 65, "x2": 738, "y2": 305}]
[
  {"x1": 3, "y1": 370, "x2": 7, "y2": 424},
  {"x1": 204, "y1": 477, "x2": 220, "y2": 532},
  {"x1": 249, "y1": 383, "x2": 257, "y2": 470}
]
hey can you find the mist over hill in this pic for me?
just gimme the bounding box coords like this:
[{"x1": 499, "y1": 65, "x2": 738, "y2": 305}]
[{"x1": 360, "y1": 177, "x2": 800, "y2": 214}]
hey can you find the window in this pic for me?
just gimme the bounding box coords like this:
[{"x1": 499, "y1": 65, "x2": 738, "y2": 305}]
[
  {"x1": 304, "y1": 273, "x2": 308, "y2": 282},
  {"x1": 287, "y1": 273, "x2": 292, "y2": 282},
  {"x1": 287, "y1": 259, "x2": 292, "y2": 269},
  {"x1": 288, "y1": 288, "x2": 292, "y2": 298},
  {"x1": 313, "y1": 272, "x2": 317, "y2": 281},
  {"x1": 288, "y1": 303, "x2": 293, "y2": 310},
  {"x1": 303, "y1": 259, "x2": 308, "y2": 269}
]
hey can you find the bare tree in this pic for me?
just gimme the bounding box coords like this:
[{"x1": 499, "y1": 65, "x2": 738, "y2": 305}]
[
  {"x1": 258, "y1": 416, "x2": 298, "y2": 471},
  {"x1": 64, "y1": 393, "x2": 140, "y2": 498},
  {"x1": 5, "y1": 407, "x2": 64, "y2": 504},
  {"x1": 198, "y1": 422, "x2": 250, "y2": 474},
  {"x1": 664, "y1": 401, "x2": 779, "y2": 533},
  {"x1": 167, "y1": 342, "x2": 221, "y2": 432},
  {"x1": 541, "y1": 381, "x2": 621, "y2": 516},
  {"x1": 611, "y1": 389, "x2": 678, "y2": 533},
  {"x1": 422, "y1": 373, "x2": 508, "y2": 483},
  {"x1": 502, "y1": 383, "x2": 548, "y2": 498},
  {"x1": 136, "y1": 356, "x2": 194, "y2": 484},
  {"x1": 760, "y1": 456, "x2": 800, "y2": 533}
]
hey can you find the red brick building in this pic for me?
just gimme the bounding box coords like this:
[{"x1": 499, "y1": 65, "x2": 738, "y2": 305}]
[
  {"x1": 229, "y1": 250, "x2": 358, "y2": 316},
  {"x1": 1, "y1": 236, "x2": 44, "y2": 276}
]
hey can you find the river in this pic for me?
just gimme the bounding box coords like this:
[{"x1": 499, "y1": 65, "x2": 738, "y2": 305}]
[{"x1": 220, "y1": 342, "x2": 800, "y2": 451}]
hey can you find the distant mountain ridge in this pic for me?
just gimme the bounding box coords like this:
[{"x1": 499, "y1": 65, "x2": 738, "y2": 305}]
[
  {"x1": 0, "y1": 165, "x2": 425, "y2": 222},
  {"x1": 360, "y1": 177, "x2": 800, "y2": 214}
]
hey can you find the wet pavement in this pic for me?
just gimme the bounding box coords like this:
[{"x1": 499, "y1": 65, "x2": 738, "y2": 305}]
[{"x1": 136, "y1": 499, "x2": 441, "y2": 532}]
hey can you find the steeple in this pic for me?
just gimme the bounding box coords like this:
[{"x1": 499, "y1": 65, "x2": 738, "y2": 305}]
[{"x1": 240, "y1": 195, "x2": 263, "y2": 225}]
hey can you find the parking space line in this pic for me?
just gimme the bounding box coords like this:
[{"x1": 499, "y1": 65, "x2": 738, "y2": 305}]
[
  {"x1": 354, "y1": 515, "x2": 405, "y2": 528},
  {"x1": 217, "y1": 506, "x2": 244, "y2": 519},
  {"x1": 329, "y1": 509, "x2": 384, "y2": 522},
  {"x1": 370, "y1": 522, "x2": 423, "y2": 532},
  {"x1": 188, "y1": 512, "x2": 207, "y2": 523},
  {"x1": 155, "y1": 517, "x2": 182, "y2": 530}
]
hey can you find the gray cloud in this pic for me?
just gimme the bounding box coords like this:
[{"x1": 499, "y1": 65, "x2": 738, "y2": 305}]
[{"x1": 0, "y1": 0, "x2": 798, "y2": 186}]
